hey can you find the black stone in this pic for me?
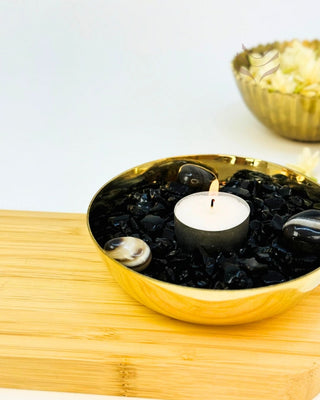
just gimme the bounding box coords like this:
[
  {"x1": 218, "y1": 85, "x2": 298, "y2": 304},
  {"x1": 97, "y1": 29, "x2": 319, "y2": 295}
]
[
  {"x1": 164, "y1": 181, "x2": 190, "y2": 196},
  {"x1": 271, "y1": 214, "x2": 285, "y2": 231},
  {"x1": 262, "y1": 270, "x2": 286, "y2": 286},
  {"x1": 290, "y1": 196, "x2": 304, "y2": 207},
  {"x1": 283, "y1": 209, "x2": 320, "y2": 253},
  {"x1": 108, "y1": 215, "x2": 130, "y2": 228},
  {"x1": 278, "y1": 186, "x2": 292, "y2": 198},
  {"x1": 140, "y1": 215, "x2": 165, "y2": 233},
  {"x1": 255, "y1": 247, "x2": 273, "y2": 263},
  {"x1": 222, "y1": 261, "x2": 251, "y2": 289},
  {"x1": 264, "y1": 196, "x2": 285, "y2": 211},
  {"x1": 262, "y1": 183, "x2": 277, "y2": 193},
  {"x1": 253, "y1": 197, "x2": 264, "y2": 209},
  {"x1": 222, "y1": 186, "x2": 251, "y2": 199},
  {"x1": 240, "y1": 257, "x2": 268, "y2": 274},
  {"x1": 150, "y1": 202, "x2": 167, "y2": 215},
  {"x1": 178, "y1": 163, "x2": 216, "y2": 190}
]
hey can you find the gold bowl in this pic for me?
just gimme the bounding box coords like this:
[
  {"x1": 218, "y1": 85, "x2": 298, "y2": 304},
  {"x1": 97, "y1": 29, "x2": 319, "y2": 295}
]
[
  {"x1": 87, "y1": 154, "x2": 320, "y2": 325},
  {"x1": 232, "y1": 40, "x2": 320, "y2": 142}
]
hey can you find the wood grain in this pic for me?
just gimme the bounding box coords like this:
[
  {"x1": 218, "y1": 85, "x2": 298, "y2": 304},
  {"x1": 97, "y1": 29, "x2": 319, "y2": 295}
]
[{"x1": 0, "y1": 209, "x2": 320, "y2": 400}]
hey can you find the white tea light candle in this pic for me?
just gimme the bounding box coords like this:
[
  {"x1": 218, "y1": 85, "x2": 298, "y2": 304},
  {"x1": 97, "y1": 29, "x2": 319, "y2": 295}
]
[{"x1": 174, "y1": 191, "x2": 250, "y2": 253}]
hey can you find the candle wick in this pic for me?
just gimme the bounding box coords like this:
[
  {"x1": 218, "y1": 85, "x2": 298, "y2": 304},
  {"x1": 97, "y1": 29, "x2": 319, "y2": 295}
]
[{"x1": 211, "y1": 198, "x2": 215, "y2": 208}]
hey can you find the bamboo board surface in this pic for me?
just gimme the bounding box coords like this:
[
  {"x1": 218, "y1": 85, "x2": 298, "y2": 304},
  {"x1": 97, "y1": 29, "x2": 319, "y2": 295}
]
[{"x1": 0, "y1": 210, "x2": 320, "y2": 400}]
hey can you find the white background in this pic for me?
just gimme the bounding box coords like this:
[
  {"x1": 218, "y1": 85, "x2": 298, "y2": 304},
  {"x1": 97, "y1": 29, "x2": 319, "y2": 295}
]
[{"x1": 1, "y1": 1, "x2": 320, "y2": 399}]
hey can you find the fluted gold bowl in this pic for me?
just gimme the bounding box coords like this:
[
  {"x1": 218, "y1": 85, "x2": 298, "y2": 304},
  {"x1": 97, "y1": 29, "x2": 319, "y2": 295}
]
[
  {"x1": 87, "y1": 154, "x2": 320, "y2": 325},
  {"x1": 232, "y1": 40, "x2": 320, "y2": 142}
]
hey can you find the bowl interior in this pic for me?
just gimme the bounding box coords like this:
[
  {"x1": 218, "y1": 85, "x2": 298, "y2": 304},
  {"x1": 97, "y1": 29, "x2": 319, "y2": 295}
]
[
  {"x1": 88, "y1": 153, "x2": 320, "y2": 281},
  {"x1": 87, "y1": 154, "x2": 320, "y2": 324}
]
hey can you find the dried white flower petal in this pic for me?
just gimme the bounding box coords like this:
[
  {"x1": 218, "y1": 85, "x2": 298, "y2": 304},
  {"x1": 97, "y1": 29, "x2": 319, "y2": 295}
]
[
  {"x1": 286, "y1": 147, "x2": 320, "y2": 181},
  {"x1": 246, "y1": 40, "x2": 320, "y2": 96}
]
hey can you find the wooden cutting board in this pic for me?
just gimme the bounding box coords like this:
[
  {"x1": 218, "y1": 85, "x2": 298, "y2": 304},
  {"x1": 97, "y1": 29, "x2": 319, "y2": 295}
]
[{"x1": 1, "y1": 209, "x2": 320, "y2": 400}]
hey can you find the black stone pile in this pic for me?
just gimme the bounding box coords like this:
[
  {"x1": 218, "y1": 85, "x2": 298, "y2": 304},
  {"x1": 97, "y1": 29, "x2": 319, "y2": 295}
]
[{"x1": 89, "y1": 165, "x2": 320, "y2": 290}]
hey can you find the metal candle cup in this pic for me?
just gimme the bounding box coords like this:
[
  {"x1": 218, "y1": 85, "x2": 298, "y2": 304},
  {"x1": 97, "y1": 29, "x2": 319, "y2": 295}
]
[{"x1": 174, "y1": 191, "x2": 250, "y2": 253}]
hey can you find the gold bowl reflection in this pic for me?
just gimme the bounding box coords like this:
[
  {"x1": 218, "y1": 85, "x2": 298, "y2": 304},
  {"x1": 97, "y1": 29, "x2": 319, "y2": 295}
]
[
  {"x1": 87, "y1": 154, "x2": 320, "y2": 325},
  {"x1": 232, "y1": 40, "x2": 320, "y2": 142}
]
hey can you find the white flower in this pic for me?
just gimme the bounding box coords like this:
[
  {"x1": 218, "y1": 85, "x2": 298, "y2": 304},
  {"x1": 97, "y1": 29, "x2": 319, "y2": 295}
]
[
  {"x1": 300, "y1": 82, "x2": 320, "y2": 96},
  {"x1": 297, "y1": 60, "x2": 320, "y2": 86},
  {"x1": 267, "y1": 69, "x2": 296, "y2": 93},
  {"x1": 246, "y1": 40, "x2": 320, "y2": 96},
  {"x1": 287, "y1": 147, "x2": 320, "y2": 180},
  {"x1": 248, "y1": 49, "x2": 280, "y2": 82},
  {"x1": 279, "y1": 41, "x2": 304, "y2": 73}
]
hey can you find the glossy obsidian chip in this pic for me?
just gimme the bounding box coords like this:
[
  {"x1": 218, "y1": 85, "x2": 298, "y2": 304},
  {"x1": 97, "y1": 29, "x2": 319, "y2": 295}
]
[
  {"x1": 89, "y1": 167, "x2": 320, "y2": 290},
  {"x1": 221, "y1": 186, "x2": 251, "y2": 199},
  {"x1": 140, "y1": 215, "x2": 165, "y2": 233}
]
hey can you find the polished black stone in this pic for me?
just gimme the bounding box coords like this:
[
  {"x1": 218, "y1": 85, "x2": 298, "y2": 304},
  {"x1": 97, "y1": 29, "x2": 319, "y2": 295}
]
[
  {"x1": 283, "y1": 209, "x2": 320, "y2": 252},
  {"x1": 177, "y1": 163, "x2": 217, "y2": 191}
]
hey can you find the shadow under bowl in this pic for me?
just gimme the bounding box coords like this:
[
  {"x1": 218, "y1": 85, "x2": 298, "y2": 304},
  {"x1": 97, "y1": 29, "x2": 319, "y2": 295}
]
[{"x1": 87, "y1": 154, "x2": 320, "y2": 325}]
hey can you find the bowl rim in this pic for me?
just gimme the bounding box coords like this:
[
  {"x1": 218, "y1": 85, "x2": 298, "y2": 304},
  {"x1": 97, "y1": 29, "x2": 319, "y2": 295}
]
[
  {"x1": 231, "y1": 39, "x2": 320, "y2": 101},
  {"x1": 87, "y1": 153, "x2": 320, "y2": 298}
]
